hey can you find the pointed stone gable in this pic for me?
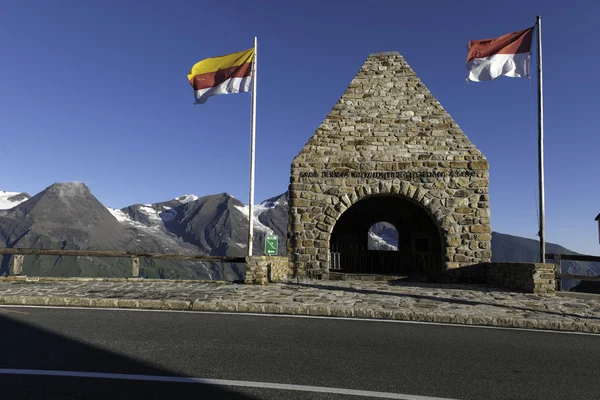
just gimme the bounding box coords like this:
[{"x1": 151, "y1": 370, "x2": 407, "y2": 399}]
[
  {"x1": 287, "y1": 51, "x2": 491, "y2": 278},
  {"x1": 293, "y1": 51, "x2": 485, "y2": 166}
]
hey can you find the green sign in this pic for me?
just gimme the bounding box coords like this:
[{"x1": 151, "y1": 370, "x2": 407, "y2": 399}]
[{"x1": 265, "y1": 234, "x2": 278, "y2": 255}]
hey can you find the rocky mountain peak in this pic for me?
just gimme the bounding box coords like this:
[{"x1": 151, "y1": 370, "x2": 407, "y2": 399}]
[
  {"x1": 47, "y1": 181, "x2": 90, "y2": 196},
  {"x1": 9, "y1": 182, "x2": 99, "y2": 219},
  {"x1": 3, "y1": 182, "x2": 131, "y2": 248}
]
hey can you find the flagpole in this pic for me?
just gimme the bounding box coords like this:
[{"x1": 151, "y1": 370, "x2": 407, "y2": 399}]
[
  {"x1": 247, "y1": 36, "x2": 258, "y2": 257},
  {"x1": 536, "y1": 16, "x2": 546, "y2": 263}
]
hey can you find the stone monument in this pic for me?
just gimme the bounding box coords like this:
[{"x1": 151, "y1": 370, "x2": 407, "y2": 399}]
[{"x1": 287, "y1": 52, "x2": 491, "y2": 279}]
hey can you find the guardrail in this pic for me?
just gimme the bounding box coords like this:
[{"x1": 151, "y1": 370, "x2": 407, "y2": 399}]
[
  {"x1": 545, "y1": 253, "x2": 600, "y2": 291},
  {"x1": 0, "y1": 248, "x2": 246, "y2": 277}
]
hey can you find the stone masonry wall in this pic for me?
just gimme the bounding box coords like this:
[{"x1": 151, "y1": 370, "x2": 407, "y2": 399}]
[
  {"x1": 288, "y1": 52, "x2": 491, "y2": 278},
  {"x1": 244, "y1": 257, "x2": 268, "y2": 285},
  {"x1": 267, "y1": 256, "x2": 293, "y2": 282},
  {"x1": 245, "y1": 256, "x2": 292, "y2": 284},
  {"x1": 443, "y1": 262, "x2": 556, "y2": 294},
  {"x1": 487, "y1": 262, "x2": 555, "y2": 294}
]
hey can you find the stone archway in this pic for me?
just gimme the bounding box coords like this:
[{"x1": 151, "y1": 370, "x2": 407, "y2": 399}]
[
  {"x1": 319, "y1": 182, "x2": 452, "y2": 276},
  {"x1": 329, "y1": 194, "x2": 443, "y2": 276},
  {"x1": 287, "y1": 51, "x2": 492, "y2": 279}
]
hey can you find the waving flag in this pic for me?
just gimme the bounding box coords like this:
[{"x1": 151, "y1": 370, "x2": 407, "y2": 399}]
[
  {"x1": 187, "y1": 48, "x2": 254, "y2": 104},
  {"x1": 465, "y1": 18, "x2": 549, "y2": 264},
  {"x1": 466, "y1": 26, "x2": 534, "y2": 82}
]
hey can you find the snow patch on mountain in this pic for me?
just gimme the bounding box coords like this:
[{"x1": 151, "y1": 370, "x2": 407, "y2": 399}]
[
  {"x1": 139, "y1": 205, "x2": 163, "y2": 224},
  {"x1": 160, "y1": 207, "x2": 177, "y2": 222},
  {"x1": 106, "y1": 205, "x2": 196, "y2": 253},
  {"x1": 260, "y1": 197, "x2": 287, "y2": 208},
  {"x1": 175, "y1": 194, "x2": 198, "y2": 204},
  {"x1": 141, "y1": 204, "x2": 179, "y2": 224},
  {"x1": 0, "y1": 191, "x2": 30, "y2": 210},
  {"x1": 107, "y1": 207, "x2": 130, "y2": 223},
  {"x1": 107, "y1": 207, "x2": 146, "y2": 228},
  {"x1": 369, "y1": 231, "x2": 398, "y2": 251},
  {"x1": 234, "y1": 200, "x2": 277, "y2": 234}
]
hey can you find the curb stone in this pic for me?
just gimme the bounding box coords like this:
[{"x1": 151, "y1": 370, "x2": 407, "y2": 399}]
[
  {"x1": 1, "y1": 295, "x2": 599, "y2": 334},
  {"x1": 0, "y1": 277, "x2": 231, "y2": 284}
]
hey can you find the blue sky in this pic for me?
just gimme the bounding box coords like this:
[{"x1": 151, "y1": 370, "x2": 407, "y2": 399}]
[{"x1": 1, "y1": 0, "x2": 599, "y2": 255}]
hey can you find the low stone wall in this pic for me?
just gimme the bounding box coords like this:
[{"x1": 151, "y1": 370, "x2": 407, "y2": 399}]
[
  {"x1": 246, "y1": 257, "x2": 555, "y2": 292},
  {"x1": 267, "y1": 257, "x2": 293, "y2": 282},
  {"x1": 487, "y1": 263, "x2": 555, "y2": 294},
  {"x1": 244, "y1": 257, "x2": 268, "y2": 285},
  {"x1": 443, "y1": 262, "x2": 555, "y2": 294},
  {"x1": 245, "y1": 256, "x2": 292, "y2": 284}
]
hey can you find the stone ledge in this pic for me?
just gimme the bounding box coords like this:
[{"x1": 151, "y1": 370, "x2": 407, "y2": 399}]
[
  {"x1": 0, "y1": 277, "x2": 231, "y2": 284},
  {"x1": 443, "y1": 262, "x2": 556, "y2": 294},
  {"x1": 369, "y1": 51, "x2": 402, "y2": 57},
  {"x1": 556, "y1": 291, "x2": 600, "y2": 300},
  {"x1": 0, "y1": 295, "x2": 193, "y2": 311},
  {"x1": 1, "y1": 295, "x2": 598, "y2": 334}
]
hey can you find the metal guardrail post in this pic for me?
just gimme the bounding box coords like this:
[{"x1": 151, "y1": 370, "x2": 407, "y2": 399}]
[
  {"x1": 131, "y1": 257, "x2": 140, "y2": 278},
  {"x1": 11, "y1": 254, "x2": 24, "y2": 275}
]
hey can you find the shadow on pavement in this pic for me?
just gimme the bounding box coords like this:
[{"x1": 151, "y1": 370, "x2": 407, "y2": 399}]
[
  {"x1": 286, "y1": 282, "x2": 600, "y2": 322},
  {"x1": 0, "y1": 313, "x2": 258, "y2": 400}
]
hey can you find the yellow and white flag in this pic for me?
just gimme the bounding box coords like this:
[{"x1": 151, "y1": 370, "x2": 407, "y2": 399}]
[{"x1": 187, "y1": 48, "x2": 254, "y2": 104}]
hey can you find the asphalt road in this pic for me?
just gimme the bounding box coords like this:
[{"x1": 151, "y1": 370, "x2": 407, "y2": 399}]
[{"x1": 0, "y1": 306, "x2": 599, "y2": 400}]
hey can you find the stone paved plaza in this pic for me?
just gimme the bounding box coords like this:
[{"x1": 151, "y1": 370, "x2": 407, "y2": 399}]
[{"x1": 0, "y1": 278, "x2": 599, "y2": 333}]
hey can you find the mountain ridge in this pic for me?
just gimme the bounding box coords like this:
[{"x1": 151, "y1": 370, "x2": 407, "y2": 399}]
[{"x1": 1, "y1": 182, "x2": 598, "y2": 290}]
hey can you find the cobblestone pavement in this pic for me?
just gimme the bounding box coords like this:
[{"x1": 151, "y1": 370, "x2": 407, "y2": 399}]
[{"x1": 1, "y1": 278, "x2": 599, "y2": 333}]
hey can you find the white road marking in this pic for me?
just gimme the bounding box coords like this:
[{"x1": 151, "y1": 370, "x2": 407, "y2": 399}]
[
  {"x1": 0, "y1": 308, "x2": 29, "y2": 315},
  {"x1": 1, "y1": 304, "x2": 598, "y2": 336},
  {"x1": 0, "y1": 368, "x2": 459, "y2": 400}
]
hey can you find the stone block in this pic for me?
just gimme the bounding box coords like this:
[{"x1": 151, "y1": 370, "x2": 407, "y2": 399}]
[
  {"x1": 446, "y1": 235, "x2": 461, "y2": 247},
  {"x1": 340, "y1": 194, "x2": 352, "y2": 207},
  {"x1": 454, "y1": 254, "x2": 469, "y2": 262},
  {"x1": 470, "y1": 225, "x2": 491, "y2": 233},
  {"x1": 475, "y1": 234, "x2": 492, "y2": 241},
  {"x1": 476, "y1": 209, "x2": 490, "y2": 218},
  {"x1": 468, "y1": 161, "x2": 488, "y2": 170},
  {"x1": 414, "y1": 186, "x2": 426, "y2": 201},
  {"x1": 470, "y1": 179, "x2": 489, "y2": 188}
]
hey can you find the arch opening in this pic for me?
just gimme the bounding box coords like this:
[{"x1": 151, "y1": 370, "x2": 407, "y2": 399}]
[{"x1": 329, "y1": 195, "x2": 443, "y2": 276}]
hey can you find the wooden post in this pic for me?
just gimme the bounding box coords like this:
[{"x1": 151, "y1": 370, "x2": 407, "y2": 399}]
[
  {"x1": 553, "y1": 254, "x2": 561, "y2": 291},
  {"x1": 11, "y1": 254, "x2": 24, "y2": 275},
  {"x1": 131, "y1": 257, "x2": 140, "y2": 278}
]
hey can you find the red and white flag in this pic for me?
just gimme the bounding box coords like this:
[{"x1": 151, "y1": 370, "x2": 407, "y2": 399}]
[{"x1": 466, "y1": 26, "x2": 534, "y2": 82}]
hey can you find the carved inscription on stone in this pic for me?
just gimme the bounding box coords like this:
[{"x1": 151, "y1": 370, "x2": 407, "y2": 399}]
[{"x1": 299, "y1": 170, "x2": 478, "y2": 180}]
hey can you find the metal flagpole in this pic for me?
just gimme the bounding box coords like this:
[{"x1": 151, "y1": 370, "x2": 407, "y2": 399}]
[
  {"x1": 247, "y1": 37, "x2": 258, "y2": 257},
  {"x1": 536, "y1": 16, "x2": 546, "y2": 263}
]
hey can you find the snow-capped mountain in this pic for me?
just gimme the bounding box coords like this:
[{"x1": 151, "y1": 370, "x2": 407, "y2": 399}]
[
  {"x1": 0, "y1": 183, "x2": 244, "y2": 279},
  {"x1": 1, "y1": 182, "x2": 597, "y2": 290},
  {"x1": 368, "y1": 231, "x2": 398, "y2": 251}
]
